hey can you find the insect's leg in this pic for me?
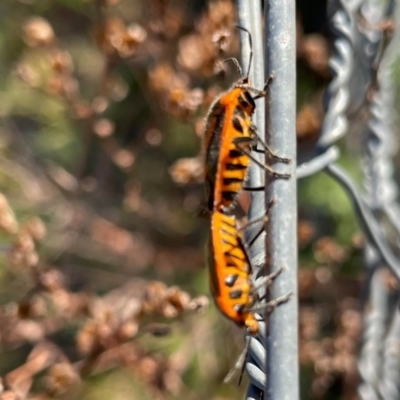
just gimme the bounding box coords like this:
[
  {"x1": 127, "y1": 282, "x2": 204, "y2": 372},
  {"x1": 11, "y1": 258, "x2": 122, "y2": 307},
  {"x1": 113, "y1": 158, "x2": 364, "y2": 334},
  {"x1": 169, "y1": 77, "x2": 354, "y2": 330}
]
[
  {"x1": 242, "y1": 185, "x2": 264, "y2": 191},
  {"x1": 237, "y1": 200, "x2": 276, "y2": 248},
  {"x1": 250, "y1": 266, "x2": 285, "y2": 294},
  {"x1": 250, "y1": 74, "x2": 274, "y2": 100},
  {"x1": 223, "y1": 334, "x2": 250, "y2": 385},
  {"x1": 236, "y1": 200, "x2": 275, "y2": 234},
  {"x1": 249, "y1": 291, "x2": 293, "y2": 313},
  {"x1": 250, "y1": 125, "x2": 291, "y2": 164},
  {"x1": 224, "y1": 57, "x2": 243, "y2": 77},
  {"x1": 233, "y1": 137, "x2": 291, "y2": 179},
  {"x1": 196, "y1": 203, "x2": 211, "y2": 218}
]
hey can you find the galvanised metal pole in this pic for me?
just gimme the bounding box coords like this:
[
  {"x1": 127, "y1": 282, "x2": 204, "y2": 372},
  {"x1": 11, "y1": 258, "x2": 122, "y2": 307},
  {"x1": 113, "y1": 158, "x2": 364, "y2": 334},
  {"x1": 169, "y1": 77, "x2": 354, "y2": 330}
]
[
  {"x1": 358, "y1": 262, "x2": 388, "y2": 400},
  {"x1": 264, "y1": 0, "x2": 298, "y2": 399}
]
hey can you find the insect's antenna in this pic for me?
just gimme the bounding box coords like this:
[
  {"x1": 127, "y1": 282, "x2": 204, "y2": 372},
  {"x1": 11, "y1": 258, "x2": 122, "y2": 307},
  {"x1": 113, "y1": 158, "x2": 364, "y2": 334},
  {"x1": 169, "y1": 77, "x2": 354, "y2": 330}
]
[
  {"x1": 224, "y1": 57, "x2": 243, "y2": 77},
  {"x1": 235, "y1": 25, "x2": 253, "y2": 79}
]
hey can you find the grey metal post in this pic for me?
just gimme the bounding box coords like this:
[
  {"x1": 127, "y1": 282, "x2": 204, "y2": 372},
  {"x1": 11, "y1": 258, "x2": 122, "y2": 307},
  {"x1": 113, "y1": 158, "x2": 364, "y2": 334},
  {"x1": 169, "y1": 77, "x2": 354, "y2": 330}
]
[
  {"x1": 379, "y1": 298, "x2": 400, "y2": 399},
  {"x1": 264, "y1": 1, "x2": 298, "y2": 399},
  {"x1": 358, "y1": 263, "x2": 389, "y2": 400}
]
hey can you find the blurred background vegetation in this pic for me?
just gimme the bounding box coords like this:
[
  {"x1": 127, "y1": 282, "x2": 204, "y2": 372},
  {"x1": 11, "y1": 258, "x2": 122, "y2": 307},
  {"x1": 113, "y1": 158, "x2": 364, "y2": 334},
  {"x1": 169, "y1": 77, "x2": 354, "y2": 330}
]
[{"x1": 0, "y1": 0, "x2": 393, "y2": 399}]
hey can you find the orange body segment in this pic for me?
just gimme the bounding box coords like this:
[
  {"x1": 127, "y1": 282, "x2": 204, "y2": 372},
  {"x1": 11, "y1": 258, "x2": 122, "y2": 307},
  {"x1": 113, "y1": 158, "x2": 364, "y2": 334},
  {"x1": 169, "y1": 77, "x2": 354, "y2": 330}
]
[
  {"x1": 208, "y1": 210, "x2": 259, "y2": 334},
  {"x1": 204, "y1": 83, "x2": 257, "y2": 212}
]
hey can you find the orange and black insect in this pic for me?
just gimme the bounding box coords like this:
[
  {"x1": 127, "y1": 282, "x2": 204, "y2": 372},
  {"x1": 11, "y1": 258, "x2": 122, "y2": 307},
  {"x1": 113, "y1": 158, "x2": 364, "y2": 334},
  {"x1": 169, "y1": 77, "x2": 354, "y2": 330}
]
[
  {"x1": 208, "y1": 210, "x2": 258, "y2": 332},
  {"x1": 203, "y1": 26, "x2": 290, "y2": 213},
  {"x1": 208, "y1": 208, "x2": 288, "y2": 335},
  {"x1": 208, "y1": 208, "x2": 291, "y2": 382}
]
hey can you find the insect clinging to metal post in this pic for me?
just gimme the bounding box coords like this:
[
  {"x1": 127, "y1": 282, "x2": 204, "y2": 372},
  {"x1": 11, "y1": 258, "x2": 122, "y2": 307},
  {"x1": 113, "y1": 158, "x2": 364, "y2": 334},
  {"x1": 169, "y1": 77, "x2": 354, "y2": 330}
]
[{"x1": 203, "y1": 25, "x2": 291, "y2": 213}]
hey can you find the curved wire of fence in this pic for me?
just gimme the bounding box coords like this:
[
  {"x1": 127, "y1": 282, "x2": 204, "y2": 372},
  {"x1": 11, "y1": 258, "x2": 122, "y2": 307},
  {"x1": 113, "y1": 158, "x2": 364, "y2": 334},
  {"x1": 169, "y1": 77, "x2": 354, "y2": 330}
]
[{"x1": 318, "y1": 0, "x2": 355, "y2": 151}]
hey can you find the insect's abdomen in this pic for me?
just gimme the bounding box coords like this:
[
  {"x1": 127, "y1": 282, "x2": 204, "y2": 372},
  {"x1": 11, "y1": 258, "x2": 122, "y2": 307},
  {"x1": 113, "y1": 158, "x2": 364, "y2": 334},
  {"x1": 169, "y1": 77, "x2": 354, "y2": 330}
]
[
  {"x1": 215, "y1": 123, "x2": 251, "y2": 210},
  {"x1": 206, "y1": 88, "x2": 255, "y2": 211},
  {"x1": 208, "y1": 211, "x2": 254, "y2": 329}
]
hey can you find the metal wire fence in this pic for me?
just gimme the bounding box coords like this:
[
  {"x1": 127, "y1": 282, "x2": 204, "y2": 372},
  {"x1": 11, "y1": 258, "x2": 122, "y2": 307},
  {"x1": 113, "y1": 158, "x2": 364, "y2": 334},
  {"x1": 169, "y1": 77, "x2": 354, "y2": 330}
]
[{"x1": 236, "y1": 0, "x2": 400, "y2": 399}]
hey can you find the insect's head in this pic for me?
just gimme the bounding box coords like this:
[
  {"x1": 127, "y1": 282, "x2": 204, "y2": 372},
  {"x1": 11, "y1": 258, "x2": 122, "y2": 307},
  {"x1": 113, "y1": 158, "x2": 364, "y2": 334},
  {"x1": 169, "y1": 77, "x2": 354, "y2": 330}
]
[{"x1": 224, "y1": 25, "x2": 253, "y2": 86}]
